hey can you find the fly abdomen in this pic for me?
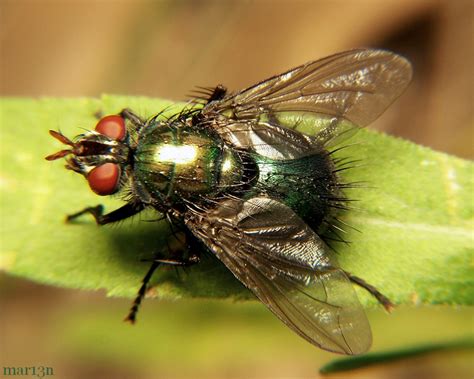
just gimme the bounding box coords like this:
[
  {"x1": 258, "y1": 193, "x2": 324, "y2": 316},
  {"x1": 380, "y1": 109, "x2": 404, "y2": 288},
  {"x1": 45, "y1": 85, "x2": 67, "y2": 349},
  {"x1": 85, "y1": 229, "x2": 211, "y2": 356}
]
[{"x1": 253, "y1": 153, "x2": 339, "y2": 230}]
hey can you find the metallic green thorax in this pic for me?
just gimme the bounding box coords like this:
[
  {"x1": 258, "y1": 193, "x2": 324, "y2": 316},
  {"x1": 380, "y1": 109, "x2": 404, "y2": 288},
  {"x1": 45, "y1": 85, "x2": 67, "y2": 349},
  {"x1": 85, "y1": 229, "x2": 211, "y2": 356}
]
[{"x1": 134, "y1": 120, "x2": 243, "y2": 204}]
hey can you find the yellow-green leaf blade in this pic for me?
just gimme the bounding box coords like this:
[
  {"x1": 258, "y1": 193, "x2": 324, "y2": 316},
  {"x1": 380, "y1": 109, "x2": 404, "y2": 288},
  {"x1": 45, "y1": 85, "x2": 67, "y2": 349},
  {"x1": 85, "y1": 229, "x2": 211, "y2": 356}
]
[{"x1": 0, "y1": 97, "x2": 472, "y2": 307}]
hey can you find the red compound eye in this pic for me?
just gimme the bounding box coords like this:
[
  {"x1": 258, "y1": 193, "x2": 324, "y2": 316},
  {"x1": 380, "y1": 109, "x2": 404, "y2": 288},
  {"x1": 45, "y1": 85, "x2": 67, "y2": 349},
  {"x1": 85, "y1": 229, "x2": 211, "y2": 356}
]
[
  {"x1": 95, "y1": 115, "x2": 126, "y2": 141},
  {"x1": 87, "y1": 163, "x2": 121, "y2": 195}
]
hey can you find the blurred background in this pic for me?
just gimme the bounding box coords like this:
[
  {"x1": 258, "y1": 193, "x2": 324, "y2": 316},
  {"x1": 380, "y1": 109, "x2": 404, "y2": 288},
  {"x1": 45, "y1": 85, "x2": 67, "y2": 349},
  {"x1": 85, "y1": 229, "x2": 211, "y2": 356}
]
[{"x1": 1, "y1": 0, "x2": 473, "y2": 378}]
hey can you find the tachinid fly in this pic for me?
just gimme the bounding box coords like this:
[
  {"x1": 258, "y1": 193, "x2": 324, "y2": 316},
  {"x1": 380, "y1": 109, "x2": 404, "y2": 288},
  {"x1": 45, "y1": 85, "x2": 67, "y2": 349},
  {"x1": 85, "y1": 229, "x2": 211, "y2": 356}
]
[{"x1": 46, "y1": 49, "x2": 412, "y2": 355}]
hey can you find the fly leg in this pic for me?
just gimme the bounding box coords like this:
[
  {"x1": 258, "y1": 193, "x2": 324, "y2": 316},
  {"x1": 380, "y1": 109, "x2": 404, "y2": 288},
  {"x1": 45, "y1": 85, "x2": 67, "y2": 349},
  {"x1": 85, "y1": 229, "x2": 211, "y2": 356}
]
[
  {"x1": 266, "y1": 108, "x2": 306, "y2": 133},
  {"x1": 124, "y1": 230, "x2": 201, "y2": 324},
  {"x1": 124, "y1": 255, "x2": 200, "y2": 324},
  {"x1": 345, "y1": 271, "x2": 394, "y2": 312},
  {"x1": 206, "y1": 85, "x2": 227, "y2": 103},
  {"x1": 120, "y1": 108, "x2": 146, "y2": 131},
  {"x1": 124, "y1": 260, "x2": 161, "y2": 324},
  {"x1": 191, "y1": 85, "x2": 228, "y2": 126},
  {"x1": 66, "y1": 201, "x2": 145, "y2": 225},
  {"x1": 152, "y1": 254, "x2": 201, "y2": 267}
]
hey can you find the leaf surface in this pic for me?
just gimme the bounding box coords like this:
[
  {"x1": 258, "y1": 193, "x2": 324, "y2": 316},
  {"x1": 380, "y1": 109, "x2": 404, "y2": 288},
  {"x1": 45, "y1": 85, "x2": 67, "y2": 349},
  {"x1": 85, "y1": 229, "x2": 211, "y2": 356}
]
[{"x1": 1, "y1": 96, "x2": 472, "y2": 306}]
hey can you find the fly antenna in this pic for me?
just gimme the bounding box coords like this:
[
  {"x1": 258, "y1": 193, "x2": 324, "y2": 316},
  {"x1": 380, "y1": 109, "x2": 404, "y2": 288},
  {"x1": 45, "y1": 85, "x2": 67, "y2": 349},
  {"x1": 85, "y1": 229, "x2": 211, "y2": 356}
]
[
  {"x1": 45, "y1": 149, "x2": 72, "y2": 161},
  {"x1": 48, "y1": 130, "x2": 74, "y2": 146},
  {"x1": 45, "y1": 130, "x2": 74, "y2": 161}
]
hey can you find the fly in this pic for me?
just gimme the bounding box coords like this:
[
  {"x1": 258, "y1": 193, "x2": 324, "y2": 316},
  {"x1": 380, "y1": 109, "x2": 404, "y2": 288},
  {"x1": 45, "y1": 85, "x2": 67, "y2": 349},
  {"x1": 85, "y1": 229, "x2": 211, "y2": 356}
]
[{"x1": 46, "y1": 49, "x2": 412, "y2": 355}]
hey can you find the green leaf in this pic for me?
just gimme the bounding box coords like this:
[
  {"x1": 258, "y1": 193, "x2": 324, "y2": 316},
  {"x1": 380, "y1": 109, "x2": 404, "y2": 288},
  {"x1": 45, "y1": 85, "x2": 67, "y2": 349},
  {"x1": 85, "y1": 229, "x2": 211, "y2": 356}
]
[{"x1": 1, "y1": 96, "x2": 472, "y2": 306}]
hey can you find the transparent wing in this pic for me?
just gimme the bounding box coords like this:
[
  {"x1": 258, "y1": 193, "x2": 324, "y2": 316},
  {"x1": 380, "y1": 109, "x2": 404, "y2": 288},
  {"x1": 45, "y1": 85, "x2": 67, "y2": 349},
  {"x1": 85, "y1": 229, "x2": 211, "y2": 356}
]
[
  {"x1": 185, "y1": 196, "x2": 371, "y2": 354},
  {"x1": 219, "y1": 49, "x2": 412, "y2": 125},
  {"x1": 204, "y1": 49, "x2": 412, "y2": 159}
]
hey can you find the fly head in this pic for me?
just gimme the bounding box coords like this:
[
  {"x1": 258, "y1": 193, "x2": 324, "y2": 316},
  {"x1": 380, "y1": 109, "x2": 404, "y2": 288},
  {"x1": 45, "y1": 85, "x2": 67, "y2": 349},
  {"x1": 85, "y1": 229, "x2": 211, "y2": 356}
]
[{"x1": 46, "y1": 115, "x2": 132, "y2": 195}]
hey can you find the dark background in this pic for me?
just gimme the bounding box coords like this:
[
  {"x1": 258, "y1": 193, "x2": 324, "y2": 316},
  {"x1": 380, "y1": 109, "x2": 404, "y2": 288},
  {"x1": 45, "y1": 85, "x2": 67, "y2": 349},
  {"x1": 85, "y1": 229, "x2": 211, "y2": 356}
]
[{"x1": 1, "y1": 1, "x2": 473, "y2": 378}]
